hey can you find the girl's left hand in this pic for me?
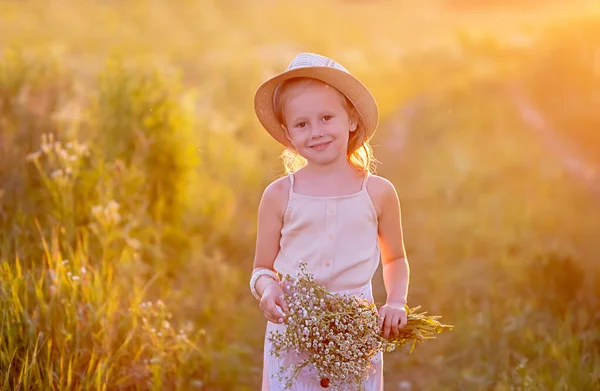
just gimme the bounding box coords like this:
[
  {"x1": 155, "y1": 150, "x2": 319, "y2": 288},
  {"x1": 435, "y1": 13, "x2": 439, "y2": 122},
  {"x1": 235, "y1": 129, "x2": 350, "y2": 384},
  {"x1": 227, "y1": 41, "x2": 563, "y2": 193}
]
[{"x1": 378, "y1": 303, "x2": 408, "y2": 339}]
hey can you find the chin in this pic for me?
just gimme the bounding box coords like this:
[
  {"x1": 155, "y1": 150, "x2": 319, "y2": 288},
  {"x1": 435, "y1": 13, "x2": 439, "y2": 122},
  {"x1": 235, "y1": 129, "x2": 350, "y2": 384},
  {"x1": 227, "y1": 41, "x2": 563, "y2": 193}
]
[{"x1": 311, "y1": 153, "x2": 346, "y2": 166}]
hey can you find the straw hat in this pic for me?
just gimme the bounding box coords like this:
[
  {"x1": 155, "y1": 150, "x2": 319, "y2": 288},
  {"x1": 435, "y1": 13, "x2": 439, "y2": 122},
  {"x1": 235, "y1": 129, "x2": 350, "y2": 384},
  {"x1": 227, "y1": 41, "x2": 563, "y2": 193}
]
[{"x1": 254, "y1": 52, "x2": 379, "y2": 148}]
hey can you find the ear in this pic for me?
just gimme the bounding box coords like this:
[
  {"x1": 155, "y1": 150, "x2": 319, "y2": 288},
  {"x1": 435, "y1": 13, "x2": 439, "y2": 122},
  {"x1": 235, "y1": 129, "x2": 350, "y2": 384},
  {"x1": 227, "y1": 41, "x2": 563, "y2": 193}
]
[
  {"x1": 281, "y1": 123, "x2": 296, "y2": 148},
  {"x1": 348, "y1": 107, "x2": 359, "y2": 132}
]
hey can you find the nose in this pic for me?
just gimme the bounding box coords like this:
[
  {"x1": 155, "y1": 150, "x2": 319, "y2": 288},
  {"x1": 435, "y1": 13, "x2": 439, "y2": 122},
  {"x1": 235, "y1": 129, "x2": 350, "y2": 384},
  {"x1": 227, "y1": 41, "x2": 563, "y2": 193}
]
[{"x1": 310, "y1": 123, "x2": 325, "y2": 138}]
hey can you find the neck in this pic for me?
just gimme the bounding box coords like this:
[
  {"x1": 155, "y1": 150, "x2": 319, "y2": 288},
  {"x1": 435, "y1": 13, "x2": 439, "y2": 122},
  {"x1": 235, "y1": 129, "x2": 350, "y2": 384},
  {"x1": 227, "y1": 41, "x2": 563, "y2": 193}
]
[{"x1": 303, "y1": 157, "x2": 358, "y2": 177}]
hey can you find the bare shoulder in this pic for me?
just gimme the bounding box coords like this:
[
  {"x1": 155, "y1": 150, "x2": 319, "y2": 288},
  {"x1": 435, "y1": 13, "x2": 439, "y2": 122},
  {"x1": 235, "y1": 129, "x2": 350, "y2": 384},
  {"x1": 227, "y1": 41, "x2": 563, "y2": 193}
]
[
  {"x1": 366, "y1": 174, "x2": 398, "y2": 197},
  {"x1": 263, "y1": 175, "x2": 291, "y2": 198},
  {"x1": 259, "y1": 175, "x2": 292, "y2": 218},
  {"x1": 365, "y1": 174, "x2": 399, "y2": 216}
]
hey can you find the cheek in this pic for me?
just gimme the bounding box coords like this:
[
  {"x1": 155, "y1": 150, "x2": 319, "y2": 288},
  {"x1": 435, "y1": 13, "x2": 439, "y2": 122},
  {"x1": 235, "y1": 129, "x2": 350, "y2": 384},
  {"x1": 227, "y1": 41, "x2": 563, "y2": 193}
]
[
  {"x1": 334, "y1": 124, "x2": 351, "y2": 139},
  {"x1": 287, "y1": 130, "x2": 307, "y2": 148}
]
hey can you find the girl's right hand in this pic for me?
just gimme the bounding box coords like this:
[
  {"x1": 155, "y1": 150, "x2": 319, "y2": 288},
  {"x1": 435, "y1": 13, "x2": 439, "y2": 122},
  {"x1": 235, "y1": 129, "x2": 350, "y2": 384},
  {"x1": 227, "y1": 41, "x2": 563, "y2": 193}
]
[{"x1": 259, "y1": 282, "x2": 290, "y2": 324}]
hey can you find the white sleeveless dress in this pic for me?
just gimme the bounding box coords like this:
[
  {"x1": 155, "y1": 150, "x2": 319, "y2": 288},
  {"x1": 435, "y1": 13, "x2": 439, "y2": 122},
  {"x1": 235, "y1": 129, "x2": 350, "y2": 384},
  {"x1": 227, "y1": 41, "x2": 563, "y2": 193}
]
[{"x1": 262, "y1": 172, "x2": 383, "y2": 390}]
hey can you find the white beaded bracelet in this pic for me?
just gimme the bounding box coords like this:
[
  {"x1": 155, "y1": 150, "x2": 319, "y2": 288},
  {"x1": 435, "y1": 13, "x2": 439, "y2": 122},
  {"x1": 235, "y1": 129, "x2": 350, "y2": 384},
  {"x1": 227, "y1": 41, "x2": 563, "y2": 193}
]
[{"x1": 250, "y1": 267, "x2": 280, "y2": 300}]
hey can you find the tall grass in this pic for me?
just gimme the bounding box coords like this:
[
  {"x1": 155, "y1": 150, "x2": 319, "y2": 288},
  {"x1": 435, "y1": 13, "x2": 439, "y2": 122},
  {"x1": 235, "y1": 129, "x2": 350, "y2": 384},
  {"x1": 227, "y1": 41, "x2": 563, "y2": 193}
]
[
  {"x1": 0, "y1": 49, "x2": 256, "y2": 389},
  {"x1": 375, "y1": 81, "x2": 600, "y2": 389}
]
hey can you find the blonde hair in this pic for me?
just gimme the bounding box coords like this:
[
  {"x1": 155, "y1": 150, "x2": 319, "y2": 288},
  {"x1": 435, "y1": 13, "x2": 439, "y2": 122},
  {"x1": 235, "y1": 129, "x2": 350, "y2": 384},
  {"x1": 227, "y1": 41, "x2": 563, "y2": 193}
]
[{"x1": 273, "y1": 78, "x2": 376, "y2": 175}]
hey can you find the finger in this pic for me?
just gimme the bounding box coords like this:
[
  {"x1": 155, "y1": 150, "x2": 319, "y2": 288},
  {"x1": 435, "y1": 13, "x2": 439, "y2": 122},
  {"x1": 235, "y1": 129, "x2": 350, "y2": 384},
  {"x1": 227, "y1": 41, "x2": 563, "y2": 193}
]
[
  {"x1": 262, "y1": 306, "x2": 280, "y2": 323},
  {"x1": 260, "y1": 296, "x2": 278, "y2": 312},
  {"x1": 390, "y1": 314, "x2": 400, "y2": 337},
  {"x1": 269, "y1": 305, "x2": 287, "y2": 324},
  {"x1": 276, "y1": 295, "x2": 290, "y2": 313},
  {"x1": 259, "y1": 295, "x2": 274, "y2": 309},
  {"x1": 268, "y1": 317, "x2": 284, "y2": 324},
  {"x1": 399, "y1": 312, "x2": 408, "y2": 328},
  {"x1": 377, "y1": 307, "x2": 388, "y2": 329},
  {"x1": 259, "y1": 299, "x2": 284, "y2": 324},
  {"x1": 265, "y1": 313, "x2": 279, "y2": 323},
  {"x1": 274, "y1": 305, "x2": 288, "y2": 324},
  {"x1": 265, "y1": 310, "x2": 284, "y2": 324},
  {"x1": 382, "y1": 315, "x2": 393, "y2": 339}
]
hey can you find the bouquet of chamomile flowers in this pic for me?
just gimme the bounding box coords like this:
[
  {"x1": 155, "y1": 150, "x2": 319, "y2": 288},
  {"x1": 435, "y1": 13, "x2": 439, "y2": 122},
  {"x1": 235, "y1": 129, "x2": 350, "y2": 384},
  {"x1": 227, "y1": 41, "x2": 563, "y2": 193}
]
[{"x1": 268, "y1": 263, "x2": 453, "y2": 390}]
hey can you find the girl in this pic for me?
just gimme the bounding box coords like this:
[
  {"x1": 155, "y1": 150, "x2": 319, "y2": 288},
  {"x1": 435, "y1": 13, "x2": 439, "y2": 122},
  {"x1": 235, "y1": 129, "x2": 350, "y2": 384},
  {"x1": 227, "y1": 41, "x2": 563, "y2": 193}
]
[{"x1": 251, "y1": 53, "x2": 410, "y2": 390}]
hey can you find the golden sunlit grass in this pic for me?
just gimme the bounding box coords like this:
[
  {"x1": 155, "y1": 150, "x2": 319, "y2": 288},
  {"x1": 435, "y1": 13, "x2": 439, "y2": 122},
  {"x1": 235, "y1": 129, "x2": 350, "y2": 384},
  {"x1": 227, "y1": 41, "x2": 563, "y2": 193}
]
[
  {"x1": 0, "y1": 0, "x2": 599, "y2": 389},
  {"x1": 378, "y1": 86, "x2": 600, "y2": 389}
]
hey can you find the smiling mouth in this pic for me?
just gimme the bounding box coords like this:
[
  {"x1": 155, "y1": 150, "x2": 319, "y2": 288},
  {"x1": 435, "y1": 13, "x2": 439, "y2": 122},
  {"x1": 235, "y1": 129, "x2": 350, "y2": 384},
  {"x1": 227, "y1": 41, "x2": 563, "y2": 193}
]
[{"x1": 309, "y1": 141, "x2": 331, "y2": 150}]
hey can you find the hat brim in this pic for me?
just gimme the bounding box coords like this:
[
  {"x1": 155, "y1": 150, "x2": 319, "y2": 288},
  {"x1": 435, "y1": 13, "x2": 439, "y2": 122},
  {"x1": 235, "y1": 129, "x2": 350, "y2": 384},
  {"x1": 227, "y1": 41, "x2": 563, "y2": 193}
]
[{"x1": 254, "y1": 67, "x2": 379, "y2": 148}]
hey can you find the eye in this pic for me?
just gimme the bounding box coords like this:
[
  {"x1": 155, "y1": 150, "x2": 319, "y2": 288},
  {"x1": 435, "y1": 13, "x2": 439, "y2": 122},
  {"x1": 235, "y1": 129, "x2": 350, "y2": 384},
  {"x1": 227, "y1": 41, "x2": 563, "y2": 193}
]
[
  {"x1": 323, "y1": 115, "x2": 333, "y2": 121},
  {"x1": 295, "y1": 121, "x2": 307, "y2": 129}
]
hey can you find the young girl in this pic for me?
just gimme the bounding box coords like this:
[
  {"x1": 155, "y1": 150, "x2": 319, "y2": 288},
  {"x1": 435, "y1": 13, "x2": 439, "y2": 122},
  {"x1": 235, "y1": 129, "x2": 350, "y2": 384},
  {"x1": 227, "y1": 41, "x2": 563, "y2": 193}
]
[{"x1": 250, "y1": 52, "x2": 410, "y2": 390}]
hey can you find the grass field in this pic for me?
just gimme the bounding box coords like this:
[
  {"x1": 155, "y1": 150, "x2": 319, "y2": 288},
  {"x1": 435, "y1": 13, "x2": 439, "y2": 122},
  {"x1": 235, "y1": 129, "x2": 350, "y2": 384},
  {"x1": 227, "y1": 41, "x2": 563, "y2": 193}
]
[{"x1": 1, "y1": 0, "x2": 599, "y2": 389}]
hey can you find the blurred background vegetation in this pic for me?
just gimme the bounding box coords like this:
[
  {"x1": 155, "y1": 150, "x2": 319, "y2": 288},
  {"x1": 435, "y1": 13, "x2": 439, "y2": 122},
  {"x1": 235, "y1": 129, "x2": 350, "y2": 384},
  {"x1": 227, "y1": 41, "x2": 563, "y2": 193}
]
[{"x1": 0, "y1": 0, "x2": 599, "y2": 389}]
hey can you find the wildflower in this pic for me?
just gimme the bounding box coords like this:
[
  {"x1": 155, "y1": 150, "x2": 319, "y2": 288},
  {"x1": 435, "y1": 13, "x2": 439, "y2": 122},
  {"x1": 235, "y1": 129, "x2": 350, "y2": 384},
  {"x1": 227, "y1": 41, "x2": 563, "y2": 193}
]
[
  {"x1": 91, "y1": 205, "x2": 103, "y2": 220},
  {"x1": 51, "y1": 169, "x2": 64, "y2": 179},
  {"x1": 57, "y1": 148, "x2": 69, "y2": 161},
  {"x1": 105, "y1": 201, "x2": 121, "y2": 225},
  {"x1": 269, "y1": 263, "x2": 453, "y2": 390},
  {"x1": 26, "y1": 151, "x2": 42, "y2": 162},
  {"x1": 126, "y1": 237, "x2": 141, "y2": 251},
  {"x1": 91, "y1": 202, "x2": 122, "y2": 226},
  {"x1": 41, "y1": 133, "x2": 53, "y2": 153}
]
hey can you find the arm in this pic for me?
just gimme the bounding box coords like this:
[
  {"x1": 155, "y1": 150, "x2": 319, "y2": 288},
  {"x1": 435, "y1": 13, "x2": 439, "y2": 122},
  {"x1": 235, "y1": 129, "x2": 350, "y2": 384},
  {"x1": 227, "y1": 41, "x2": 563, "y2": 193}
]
[
  {"x1": 376, "y1": 178, "x2": 410, "y2": 337},
  {"x1": 252, "y1": 181, "x2": 284, "y2": 296},
  {"x1": 251, "y1": 179, "x2": 290, "y2": 322}
]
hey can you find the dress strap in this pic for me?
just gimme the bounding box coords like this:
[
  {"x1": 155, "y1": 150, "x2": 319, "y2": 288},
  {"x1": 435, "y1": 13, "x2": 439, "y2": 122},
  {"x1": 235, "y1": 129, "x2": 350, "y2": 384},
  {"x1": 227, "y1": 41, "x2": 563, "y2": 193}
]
[
  {"x1": 282, "y1": 173, "x2": 295, "y2": 217},
  {"x1": 361, "y1": 171, "x2": 371, "y2": 190},
  {"x1": 288, "y1": 173, "x2": 295, "y2": 198}
]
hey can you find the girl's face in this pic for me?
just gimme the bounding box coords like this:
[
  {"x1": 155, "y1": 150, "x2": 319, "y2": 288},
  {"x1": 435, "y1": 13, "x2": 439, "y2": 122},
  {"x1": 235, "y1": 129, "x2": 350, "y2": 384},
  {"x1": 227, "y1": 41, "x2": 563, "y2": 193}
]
[{"x1": 281, "y1": 82, "x2": 358, "y2": 167}]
